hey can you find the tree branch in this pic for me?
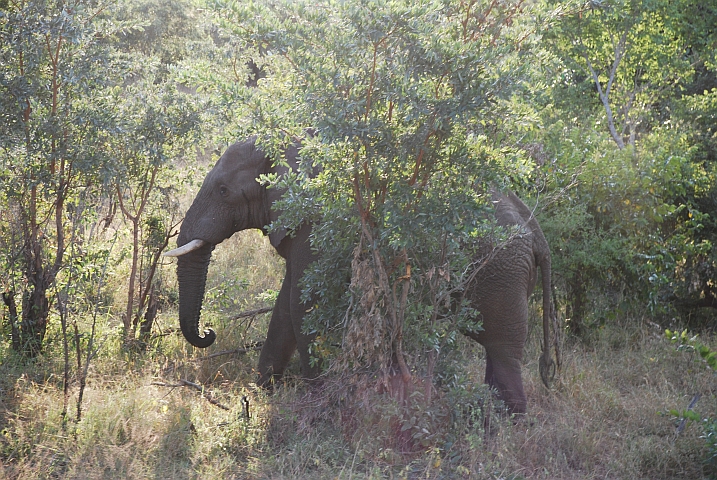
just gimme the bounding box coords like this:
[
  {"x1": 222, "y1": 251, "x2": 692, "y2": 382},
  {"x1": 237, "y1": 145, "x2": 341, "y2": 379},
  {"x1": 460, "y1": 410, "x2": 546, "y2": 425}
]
[
  {"x1": 228, "y1": 306, "x2": 273, "y2": 321},
  {"x1": 581, "y1": 48, "x2": 625, "y2": 149}
]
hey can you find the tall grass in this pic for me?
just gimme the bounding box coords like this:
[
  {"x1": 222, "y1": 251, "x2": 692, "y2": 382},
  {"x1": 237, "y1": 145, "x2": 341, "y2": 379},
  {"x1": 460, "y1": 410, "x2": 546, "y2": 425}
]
[{"x1": 1, "y1": 230, "x2": 715, "y2": 479}]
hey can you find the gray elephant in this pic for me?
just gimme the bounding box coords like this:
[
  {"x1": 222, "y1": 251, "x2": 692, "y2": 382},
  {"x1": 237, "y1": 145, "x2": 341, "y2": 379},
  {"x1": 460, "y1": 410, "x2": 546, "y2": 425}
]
[
  {"x1": 165, "y1": 136, "x2": 557, "y2": 408},
  {"x1": 462, "y1": 189, "x2": 556, "y2": 415},
  {"x1": 164, "y1": 137, "x2": 319, "y2": 386}
]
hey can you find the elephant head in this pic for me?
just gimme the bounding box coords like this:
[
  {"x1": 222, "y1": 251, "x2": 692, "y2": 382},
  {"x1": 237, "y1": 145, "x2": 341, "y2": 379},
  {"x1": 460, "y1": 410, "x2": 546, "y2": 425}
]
[{"x1": 165, "y1": 137, "x2": 297, "y2": 348}]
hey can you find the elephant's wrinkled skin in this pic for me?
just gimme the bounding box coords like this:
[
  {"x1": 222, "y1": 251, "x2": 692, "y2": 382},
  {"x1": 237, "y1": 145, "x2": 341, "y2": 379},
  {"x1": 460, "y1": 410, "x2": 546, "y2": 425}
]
[
  {"x1": 168, "y1": 136, "x2": 555, "y2": 406},
  {"x1": 463, "y1": 190, "x2": 555, "y2": 415},
  {"x1": 167, "y1": 137, "x2": 318, "y2": 386}
]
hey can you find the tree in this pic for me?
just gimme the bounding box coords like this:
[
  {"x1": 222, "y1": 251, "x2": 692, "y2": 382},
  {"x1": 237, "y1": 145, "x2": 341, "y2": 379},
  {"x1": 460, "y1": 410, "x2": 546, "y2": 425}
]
[
  {"x1": 102, "y1": 0, "x2": 205, "y2": 81},
  {"x1": 201, "y1": 0, "x2": 541, "y2": 384},
  {"x1": 0, "y1": 0, "x2": 122, "y2": 356},
  {"x1": 110, "y1": 82, "x2": 200, "y2": 346},
  {"x1": 545, "y1": 0, "x2": 691, "y2": 149},
  {"x1": 535, "y1": 0, "x2": 717, "y2": 329},
  {"x1": 0, "y1": 0, "x2": 203, "y2": 355}
]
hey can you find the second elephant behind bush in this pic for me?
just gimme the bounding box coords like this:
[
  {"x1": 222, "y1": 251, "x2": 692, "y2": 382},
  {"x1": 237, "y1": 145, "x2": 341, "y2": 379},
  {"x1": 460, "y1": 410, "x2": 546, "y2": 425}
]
[{"x1": 463, "y1": 190, "x2": 556, "y2": 415}]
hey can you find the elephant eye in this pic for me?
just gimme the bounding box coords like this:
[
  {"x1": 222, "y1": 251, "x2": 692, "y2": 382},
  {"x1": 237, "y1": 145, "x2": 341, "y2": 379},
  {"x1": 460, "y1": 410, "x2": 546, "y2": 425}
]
[{"x1": 219, "y1": 185, "x2": 229, "y2": 197}]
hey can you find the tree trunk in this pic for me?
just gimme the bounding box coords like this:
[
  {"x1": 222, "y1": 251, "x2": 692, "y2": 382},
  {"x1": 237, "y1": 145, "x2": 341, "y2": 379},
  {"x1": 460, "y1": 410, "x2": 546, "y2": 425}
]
[
  {"x1": 567, "y1": 272, "x2": 587, "y2": 337},
  {"x1": 20, "y1": 273, "x2": 51, "y2": 357},
  {"x1": 2, "y1": 291, "x2": 20, "y2": 352},
  {"x1": 139, "y1": 285, "x2": 158, "y2": 342}
]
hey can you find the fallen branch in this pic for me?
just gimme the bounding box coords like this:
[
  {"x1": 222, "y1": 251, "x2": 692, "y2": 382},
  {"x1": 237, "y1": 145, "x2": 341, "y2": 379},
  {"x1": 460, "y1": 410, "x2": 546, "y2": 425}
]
[
  {"x1": 229, "y1": 306, "x2": 273, "y2": 320},
  {"x1": 150, "y1": 308, "x2": 271, "y2": 341},
  {"x1": 150, "y1": 327, "x2": 183, "y2": 339},
  {"x1": 676, "y1": 393, "x2": 701, "y2": 436},
  {"x1": 197, "y1": 342, "x2": 263, "y2": 361},
  {"x1": 152, "y1": 379, "x2": 231, "y2": 411}
]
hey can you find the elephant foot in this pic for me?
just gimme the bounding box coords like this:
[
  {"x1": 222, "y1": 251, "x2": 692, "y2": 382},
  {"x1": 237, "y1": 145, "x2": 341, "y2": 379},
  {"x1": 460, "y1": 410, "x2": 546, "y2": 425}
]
[
  {"x1": 256, "y1": 369, "x2": 283, "y2": 390},
  {"x1": 256, "y1": 369, "x2": 321, "y2": 392}
]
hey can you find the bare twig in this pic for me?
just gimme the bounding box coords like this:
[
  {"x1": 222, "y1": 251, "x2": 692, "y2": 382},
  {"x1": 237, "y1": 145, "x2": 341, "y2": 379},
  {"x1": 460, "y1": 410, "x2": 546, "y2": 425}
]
[
  {"x1": 152, "y1": 379, "x2": 231, "y2": 411},
  {"x1": 228, "y1": 306, "x2": 273, "y2": 320},
  {"x1": 150, "y1": 327, "x2": 181, "y2": 339}
]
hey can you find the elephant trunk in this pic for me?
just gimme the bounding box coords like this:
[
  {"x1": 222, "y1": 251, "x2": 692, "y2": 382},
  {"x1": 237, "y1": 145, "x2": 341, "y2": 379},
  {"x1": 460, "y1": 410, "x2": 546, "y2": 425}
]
[{"x1": 176, "y1": 243, "x2": 217, "y2": 348}]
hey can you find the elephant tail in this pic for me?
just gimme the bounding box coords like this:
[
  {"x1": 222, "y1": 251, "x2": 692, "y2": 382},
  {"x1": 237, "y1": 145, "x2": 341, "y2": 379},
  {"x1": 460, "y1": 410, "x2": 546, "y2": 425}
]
[{"x1": 539, "y1": 253, "x2": 560, "y2": 389}]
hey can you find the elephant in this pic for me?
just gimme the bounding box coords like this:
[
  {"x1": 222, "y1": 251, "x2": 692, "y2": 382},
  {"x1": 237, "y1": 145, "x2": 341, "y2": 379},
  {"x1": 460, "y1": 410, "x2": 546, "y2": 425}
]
[
  {"x1": 462, "y1": 189, "x2": 556, "y2": 415},
  {"x1": 164, "y1": 136, "x2": 319, "y2": 386},
  {"x1": 164, "y1": 135, "x2": 557, "y2": 407}
]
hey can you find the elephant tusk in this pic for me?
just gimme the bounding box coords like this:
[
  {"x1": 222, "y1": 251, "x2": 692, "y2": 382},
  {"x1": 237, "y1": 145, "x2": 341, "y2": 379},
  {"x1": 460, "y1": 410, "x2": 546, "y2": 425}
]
[{"x1": 163, "y1": 239, "x2": 208, "y2": 257}]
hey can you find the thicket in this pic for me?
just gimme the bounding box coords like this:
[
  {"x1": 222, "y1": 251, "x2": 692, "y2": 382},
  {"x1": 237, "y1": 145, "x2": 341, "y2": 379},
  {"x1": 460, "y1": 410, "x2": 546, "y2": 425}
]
[
  {"x1": 0, "y1": 0, "x2": 210, "y2": 427},
  {"x1": 1, "y1": 0, "x2": 716, "y2": 477},
  {"x1": 185, "y1": 0, "x2": 717, "y2": 395},
  {"x1": 205, "y1": 0, "x2": 552, "y2": 387},
  {"x1": 538, "y1": 0, "x2": 717, "y2": 332}
]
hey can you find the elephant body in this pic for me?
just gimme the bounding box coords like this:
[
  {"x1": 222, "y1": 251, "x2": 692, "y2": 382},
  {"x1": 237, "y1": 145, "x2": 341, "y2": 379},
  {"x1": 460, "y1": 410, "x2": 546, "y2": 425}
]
[
  {"x1": 167, "y1": 137, "x2": 318, "y2": 386},
  {"x1": 167, "y1": 136, "x2": 555, "y2": 407},
  {"x1": 463, "y1": 189, "x2": 554, "y2": 415}
]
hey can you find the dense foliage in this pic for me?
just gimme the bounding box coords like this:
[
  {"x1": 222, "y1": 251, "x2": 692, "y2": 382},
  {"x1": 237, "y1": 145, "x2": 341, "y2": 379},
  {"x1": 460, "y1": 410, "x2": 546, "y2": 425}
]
[
  {"x1": 536, "y1": 0, "x2": 717, "y2": 331},
  {"x1": 181, "y1": 0, "x2": 717, "y2": 364},
  {"x1": 1, "y1": 0, "x2": 713, "y2": 353},
  {"x1": 197, "y1": 0, "x2": 550, "y2": 380},
  {"x1": 0, "y1": 0, "x2": 203, "y2": 366},
  {"x1": 1, "y1": 0, "x2": 716, "y2": 475}
]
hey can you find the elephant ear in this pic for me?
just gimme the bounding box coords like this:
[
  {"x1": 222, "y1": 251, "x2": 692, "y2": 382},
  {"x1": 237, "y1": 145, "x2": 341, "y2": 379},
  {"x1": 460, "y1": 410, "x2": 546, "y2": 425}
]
[
  {"x1": 266, "y1": 143, "x2": 301, "y2": 248},
  {"x1": 268, "y1": 221, "x2": 287, "y2": 249}
]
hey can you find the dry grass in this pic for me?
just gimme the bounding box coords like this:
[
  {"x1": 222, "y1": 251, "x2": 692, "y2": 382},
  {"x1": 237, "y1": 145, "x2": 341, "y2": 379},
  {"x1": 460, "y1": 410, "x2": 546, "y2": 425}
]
[
  {"x1": 504, "y1": 328, "x2": 713, "y2": 480},
  {"x1": 1, "y1": 230, "x2": 715, "y2": 479}
]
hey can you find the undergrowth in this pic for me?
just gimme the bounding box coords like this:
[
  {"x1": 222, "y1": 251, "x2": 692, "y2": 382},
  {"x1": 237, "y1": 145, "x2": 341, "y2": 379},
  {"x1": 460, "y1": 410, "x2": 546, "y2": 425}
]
[{"x1": 1, "y1": 232, "x2": 715, "y2": 479}]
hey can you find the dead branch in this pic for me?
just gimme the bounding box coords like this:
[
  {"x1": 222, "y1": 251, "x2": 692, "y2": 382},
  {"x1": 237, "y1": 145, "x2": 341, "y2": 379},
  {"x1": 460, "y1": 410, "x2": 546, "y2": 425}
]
[
  {"x1": 151, "y1": 307, "x2": 271, "y2": 339},
  {"x1": 675, "y1": 393, "x2": 701, "y2": 436},
  {"x1": 151, "y1": 327, "x2": 181, "y2": 339},
  {"x1": 228, "y1": 306, "x2": 273, "y2": 320},
  {"x1": 152, "y1": 379, "x2": 231, "y2": 410}
]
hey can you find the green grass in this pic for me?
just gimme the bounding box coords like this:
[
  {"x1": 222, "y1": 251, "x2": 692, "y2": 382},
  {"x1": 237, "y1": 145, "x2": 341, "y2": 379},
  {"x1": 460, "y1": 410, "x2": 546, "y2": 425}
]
[{"x1": 1, "y1": 230, "x2": 715, "y2": 479}]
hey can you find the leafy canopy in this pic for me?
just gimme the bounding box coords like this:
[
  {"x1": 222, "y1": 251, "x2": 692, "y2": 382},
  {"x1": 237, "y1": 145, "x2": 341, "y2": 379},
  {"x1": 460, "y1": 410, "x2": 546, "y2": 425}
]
[{"x1": 201, "y1": 0, "x2": 543, "y2": 373}]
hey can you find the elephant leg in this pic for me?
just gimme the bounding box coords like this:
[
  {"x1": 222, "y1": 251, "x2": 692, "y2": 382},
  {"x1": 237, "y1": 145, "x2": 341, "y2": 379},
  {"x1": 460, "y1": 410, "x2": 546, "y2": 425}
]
[
  {"x1": 484, "y1": 353, "x2": 496, "y2": 388},
  {"x1": 484, "y1": 346, "x2": 527, "y2": 415},
  {"x1": 288, "y1": 226, "x2": 319, "y2": 381},
  {"x1": 257, "y1": 267, "x2": 297, "y2": 387},
  {"x1": 291, "y1": 295, "x2": 319, "y2": 382},
  {"x1": 292, "y1": 308, "x2": 319, "y2": 381}
]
